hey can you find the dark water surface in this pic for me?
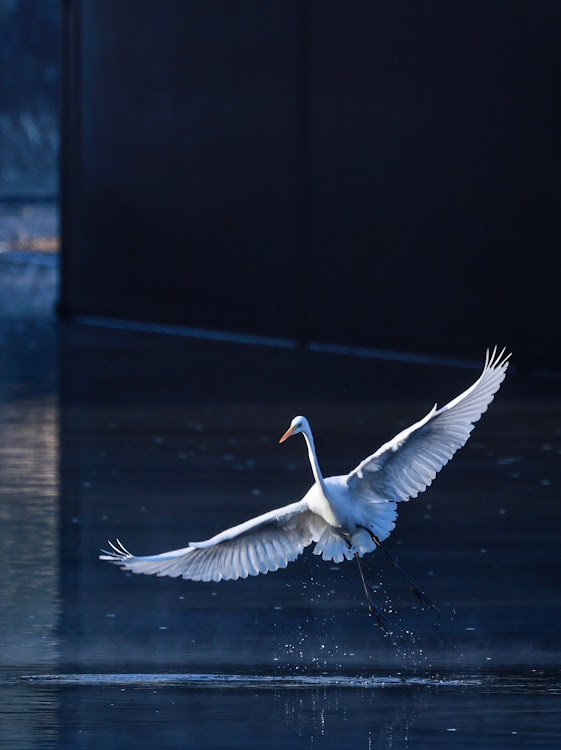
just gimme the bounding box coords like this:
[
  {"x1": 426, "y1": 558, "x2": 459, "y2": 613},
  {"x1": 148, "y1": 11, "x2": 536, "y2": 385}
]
[
  {"x1": 1, "y1": 320, "x2": 560, "y2": 748},
  {"x1": 1, "y1": 668, "x2": 560, "y2": 749}
]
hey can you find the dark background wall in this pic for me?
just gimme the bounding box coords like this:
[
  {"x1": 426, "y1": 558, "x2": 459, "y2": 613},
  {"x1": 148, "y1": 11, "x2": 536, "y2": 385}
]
[{"x1": 60, "y1": 1, "x2": 561, "y2": 367}]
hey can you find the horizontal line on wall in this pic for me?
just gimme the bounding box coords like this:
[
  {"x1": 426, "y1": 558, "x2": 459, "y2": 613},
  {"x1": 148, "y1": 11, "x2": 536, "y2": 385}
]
[
  {"x1": 73, "y1": 315, "x2": 298, "y2": 350},
  {"x1": 306, "y1": 341, "x2": 482, "y2": 369},
  {"x1": 74, "y1": 314, "x2": 489, "y2": 370}
]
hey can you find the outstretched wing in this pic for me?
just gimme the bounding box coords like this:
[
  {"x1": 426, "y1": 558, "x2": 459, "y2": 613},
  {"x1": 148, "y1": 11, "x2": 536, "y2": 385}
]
[
  {"x1": 100, "y1": 500, "x2": 325, "y2": 582},
  {"x1": 347, "y1": 347, "x2": 510, "y2": 504}
]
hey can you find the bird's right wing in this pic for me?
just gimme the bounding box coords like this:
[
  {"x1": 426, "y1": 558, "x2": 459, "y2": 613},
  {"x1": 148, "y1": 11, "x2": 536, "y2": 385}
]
[
  {"x1": 346, "y1": 347, "x2": 510, "y2": 504},
  {"x1": 100, "y1": 500, "x2": 325, "y2": 582}
]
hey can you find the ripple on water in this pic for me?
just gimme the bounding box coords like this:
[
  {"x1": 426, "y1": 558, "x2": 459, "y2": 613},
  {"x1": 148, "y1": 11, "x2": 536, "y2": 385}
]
[{"x1": 13, "y1": 670, "x2": 561, "y2": 694}]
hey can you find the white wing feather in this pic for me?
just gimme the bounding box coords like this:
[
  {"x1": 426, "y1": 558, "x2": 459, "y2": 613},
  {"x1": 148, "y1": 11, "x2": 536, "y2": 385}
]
[
  {"x1": 347, "y1": 347, "x2": 510, "y2": 503},
  {"x1": 100, "y1": 500, "x2": 325, "y2": 582}
]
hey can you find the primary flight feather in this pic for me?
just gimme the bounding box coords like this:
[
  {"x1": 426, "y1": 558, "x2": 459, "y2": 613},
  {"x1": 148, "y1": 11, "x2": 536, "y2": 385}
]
[{"x1": 101, "y1": 347, "x2": 509, "y2": 620}]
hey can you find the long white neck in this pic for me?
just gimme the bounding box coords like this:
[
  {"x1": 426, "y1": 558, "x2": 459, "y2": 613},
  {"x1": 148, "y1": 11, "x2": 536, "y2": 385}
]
[{"x1": 303, "y1": 428, "x2": 327, "y2": 492}]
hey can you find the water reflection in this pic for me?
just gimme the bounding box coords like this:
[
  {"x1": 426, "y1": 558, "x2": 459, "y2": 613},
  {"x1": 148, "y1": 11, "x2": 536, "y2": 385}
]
[
  {"x1": 0, "y1": 393, "x2": 59, "y2": 667},
  {"x1": 0, "y1": 322, "x2": 60, "y2": 748},
  {"x1": 1, "y1": 669, "x2": 560, "y2": 749}
]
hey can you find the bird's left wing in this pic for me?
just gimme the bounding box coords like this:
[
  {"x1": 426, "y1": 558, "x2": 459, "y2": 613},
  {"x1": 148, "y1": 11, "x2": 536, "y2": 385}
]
[
  {"x1": 347, "y1": 347, "x2": 510, "y2": 504},
  {"x1": 100, "y1": 500, "x2": 324, "y2": 582}
]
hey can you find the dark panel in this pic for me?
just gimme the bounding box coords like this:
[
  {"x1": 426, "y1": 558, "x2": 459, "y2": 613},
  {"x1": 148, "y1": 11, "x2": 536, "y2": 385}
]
[
  {"x1": 61, "y1": 0, "x2": 304, "y2": 338},
  {"x1": 306, "y1": 2, "x2": 561, "y2": 363},
  {"x1": 61, "y1": 2, "x2": 561, "y2": 366}
]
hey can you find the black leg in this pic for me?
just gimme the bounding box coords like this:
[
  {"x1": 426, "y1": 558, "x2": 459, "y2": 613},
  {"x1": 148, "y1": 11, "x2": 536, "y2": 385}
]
[
  {"x1": 354, "y1": 553, "x2": 389, "y2": 630},
  {"x1": 362, "y1": 528, "x2": 437, "y2": 610}
]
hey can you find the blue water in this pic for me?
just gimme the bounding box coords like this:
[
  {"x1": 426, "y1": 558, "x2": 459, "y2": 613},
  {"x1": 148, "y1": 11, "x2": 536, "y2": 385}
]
[
  {"x1": 1, "y1": 669, "x2": 560, "y2": 749},
  {"x1": 1, "y1": 320, "x2": 560, "y2": 748}
]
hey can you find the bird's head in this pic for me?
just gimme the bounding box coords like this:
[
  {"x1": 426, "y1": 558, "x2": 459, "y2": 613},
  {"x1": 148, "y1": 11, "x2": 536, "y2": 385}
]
[{"x1": 279, "y1": 415, "x2": 309, "y2": 443}]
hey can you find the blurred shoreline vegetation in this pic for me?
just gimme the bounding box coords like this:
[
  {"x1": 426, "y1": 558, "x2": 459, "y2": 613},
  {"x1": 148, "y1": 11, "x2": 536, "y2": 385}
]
[{"x1": 0, "y1": 0, "x2": 60, "y2": 199}]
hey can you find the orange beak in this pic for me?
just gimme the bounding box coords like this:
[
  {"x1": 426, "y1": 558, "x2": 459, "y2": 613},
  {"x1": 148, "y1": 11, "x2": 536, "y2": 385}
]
[{"x1": 279, "y1": 426, "x2": 296, "y2": 443}]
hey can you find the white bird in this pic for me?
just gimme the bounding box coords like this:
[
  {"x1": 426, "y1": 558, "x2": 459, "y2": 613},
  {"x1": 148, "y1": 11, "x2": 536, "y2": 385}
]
[{"x1": 101, "y1": 347, "x2": 510, "y2": 628}]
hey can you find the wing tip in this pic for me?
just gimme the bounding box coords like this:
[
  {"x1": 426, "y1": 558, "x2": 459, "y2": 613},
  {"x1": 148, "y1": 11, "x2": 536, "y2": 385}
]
[
  {"x1": 487, "y1": 346, "x2": 512, "y2": 371},
  {"x1": 99, "y1": 538, "x2": 133, "y2": 564}
]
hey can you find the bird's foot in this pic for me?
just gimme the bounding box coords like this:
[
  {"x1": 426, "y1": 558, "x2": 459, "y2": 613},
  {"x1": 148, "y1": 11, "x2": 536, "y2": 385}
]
[
  {"x1": 411, "y1": 585, "x2": 437, "y2": 611},
  {"x1": 367, "y1": 600, "x2": 390, "y2": 631}
]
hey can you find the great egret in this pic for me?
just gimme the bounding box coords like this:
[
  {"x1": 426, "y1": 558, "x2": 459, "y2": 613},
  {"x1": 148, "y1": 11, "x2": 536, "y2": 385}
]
[{"x1": 101, "y1": 347, "x2": 510, "y2": 628}]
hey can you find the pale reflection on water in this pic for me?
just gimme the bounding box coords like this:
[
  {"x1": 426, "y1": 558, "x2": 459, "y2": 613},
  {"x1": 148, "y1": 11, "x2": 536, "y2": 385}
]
[
  {"x1": 0, "y1": 394, "x2": 59, "y2": 666},
  {"x1": 0, "y1": 322, "x2": 60, "y2": 748}
]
